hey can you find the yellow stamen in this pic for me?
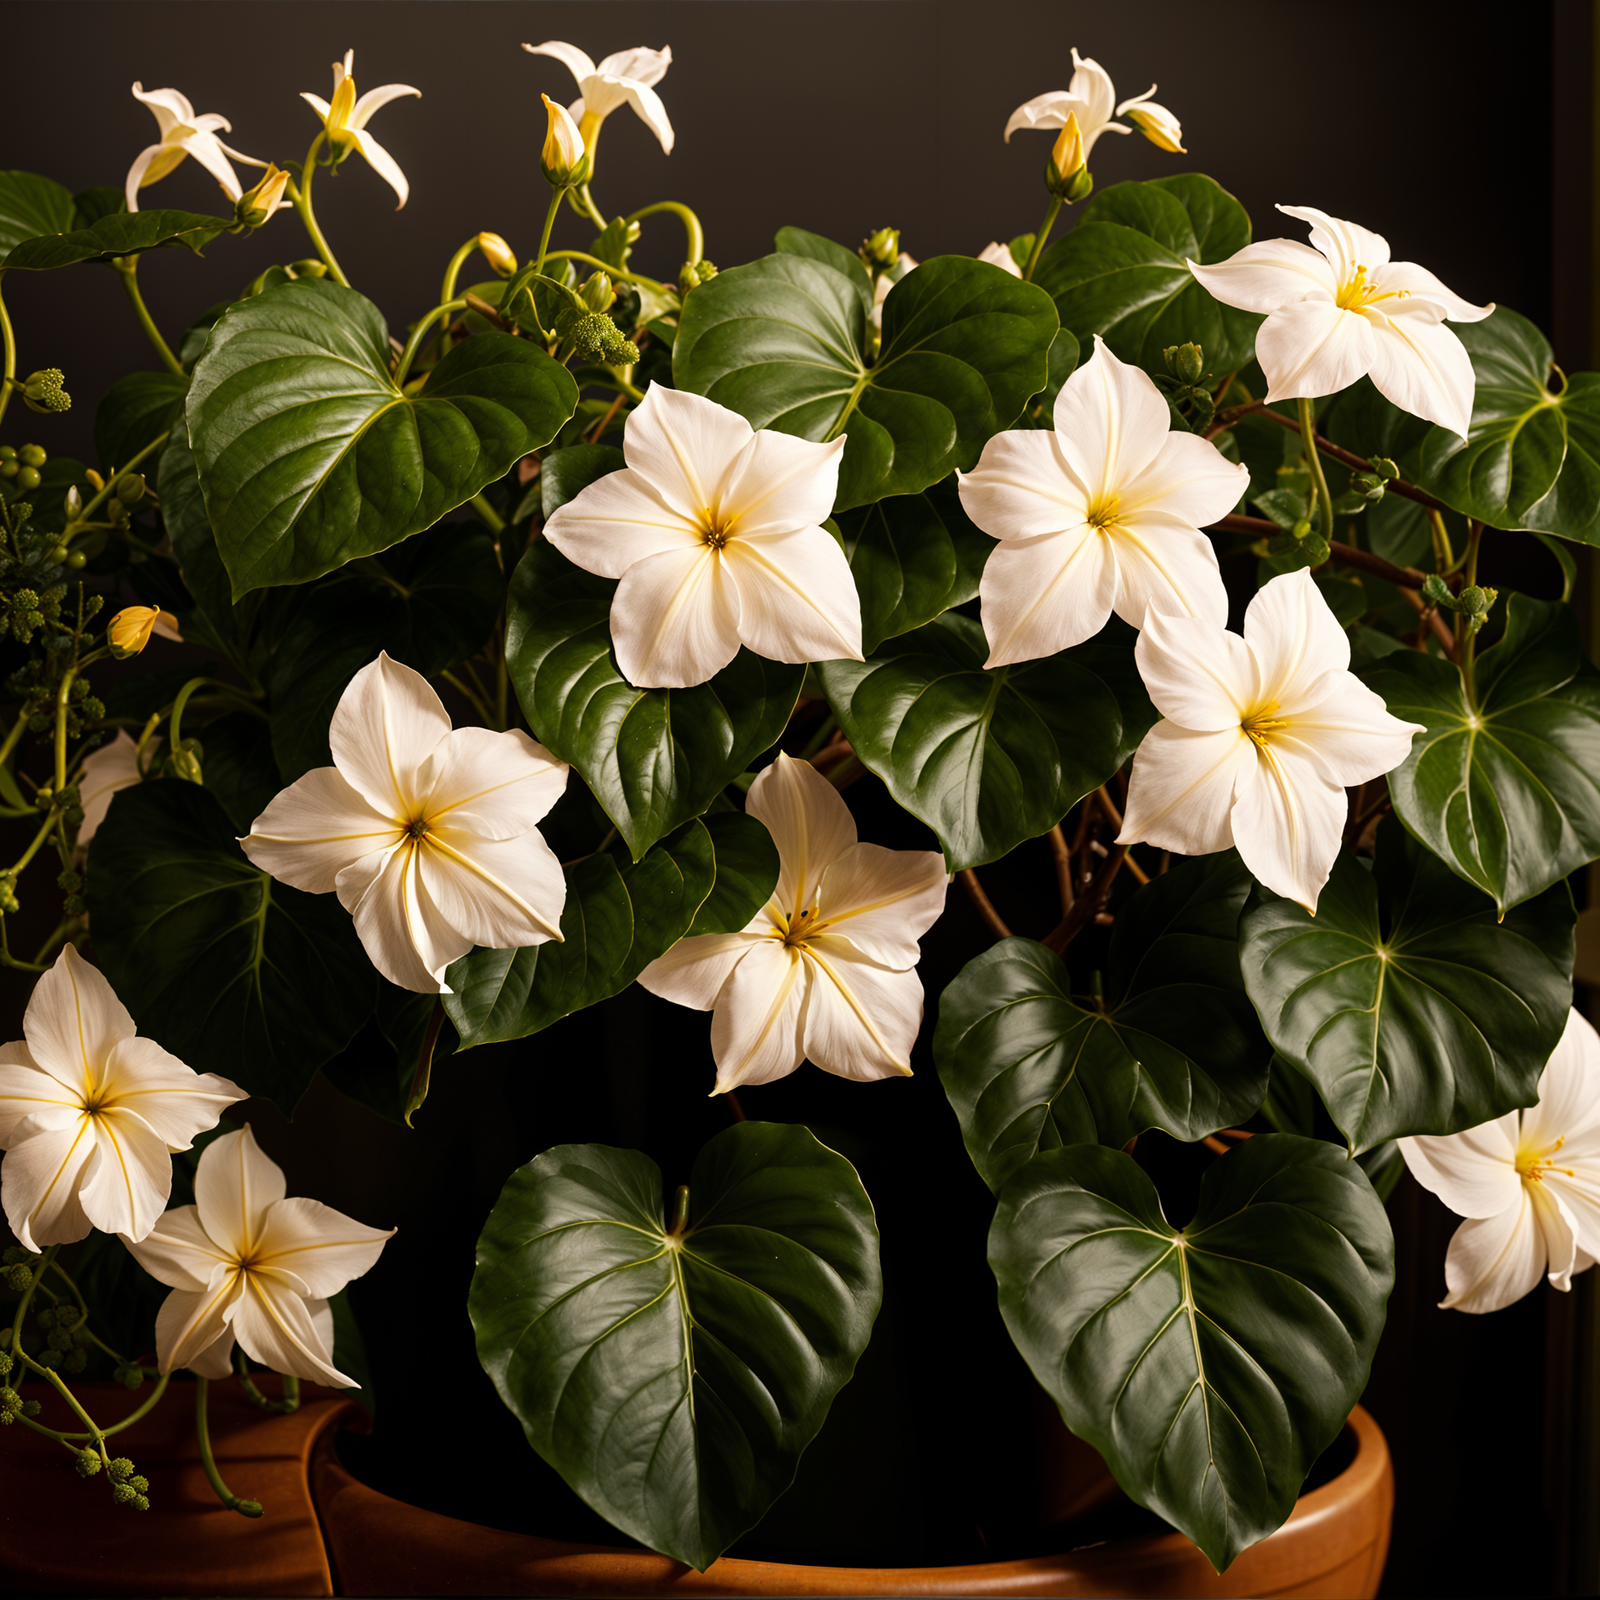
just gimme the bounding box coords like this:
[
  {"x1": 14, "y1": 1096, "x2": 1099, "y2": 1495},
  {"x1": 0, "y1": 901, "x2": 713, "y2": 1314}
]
[
  {"x1": 1086, "y1": 494, "x2": 1121, "y2": 532},
  {"x1": 1335, "y1": 263, "x2": 1412, "y2": 315},
  {"x1": 700, "y1": 509, "x2": 736, "y2": 551},
  {"x1": 1242, "y1": 699, "x2": 1289, "y2": 749},
  {"x1": 1518, "y1": 1133, "x2": 1575, "y2": 1183}
]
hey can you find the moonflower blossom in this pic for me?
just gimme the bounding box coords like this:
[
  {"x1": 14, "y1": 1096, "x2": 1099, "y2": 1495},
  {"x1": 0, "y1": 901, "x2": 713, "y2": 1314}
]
[
  {"x1": 1004, "y1": 49, "x2": 1184, "y2": 158},
  {"x1": 639, "y1": 754, "x2": 948, "y2": 1093},
  {"x1": 1187, "y1": 206, "x2": 1493, "y2": 439},
  {"x1": 957, "y1": 335, "x2": 1245, "y2": 666},
  {"x1": 522, "y1": 40, "x2": 674, "y2": 155},
  {"x1": 123, "y1": 1125, "x2": 393, "y2": 1385},
  {"x1": 76, "y1": 731, "x2": 152, "y2": 851},
  {"x1": 301, "y1": 50, "x2": 420, "y2": 210},
  {"x1": 976, "y1": 242, "x2": 1022, "y2": 278},
  {"x1": 542, "y1": 385, "x2": 862, "y2": 689},
  {"x1": 0, "y1": 947, "x2": 245, "y2": 1251},
  {"x1": 1400, "y1": 1008, "x2": 1600, "y2": 1314},
  {"x1": 240, "y1": 653, "x2": 569, "y2": 995},
  {"x1": 1117, "y1": 569, "x2": 1424, "y2": 911},
  {"x1": 124, "y1": 84, "x2": 266, "y2": 213}
]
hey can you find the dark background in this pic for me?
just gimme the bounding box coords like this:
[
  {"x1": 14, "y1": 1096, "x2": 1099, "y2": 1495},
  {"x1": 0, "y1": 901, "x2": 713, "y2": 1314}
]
[{"x1": 2, "y1": 2, "x2": 1598, "y2": 1595}]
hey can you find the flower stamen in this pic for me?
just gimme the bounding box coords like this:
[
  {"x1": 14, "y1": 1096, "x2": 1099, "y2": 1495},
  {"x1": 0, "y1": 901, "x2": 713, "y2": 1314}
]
[
  {"x1": 699, "y1": 509, "x2": 736, "y2": 551},
  {"x1": 1242, "y1": 700, "x2": 1290, "y2": 749},
  {"x1": 1085, "y1": 494, "x2": 1122, "y2": 533},
  {"x1": 1518, "y1": 1132, "x2": 1577, "y2": 1182},
  {"x1": 1335, "y1": 263, "x2": 1412, "y2": 316}
]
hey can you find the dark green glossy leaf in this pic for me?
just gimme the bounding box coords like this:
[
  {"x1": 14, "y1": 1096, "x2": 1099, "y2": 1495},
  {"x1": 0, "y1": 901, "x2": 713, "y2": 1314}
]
[
  {"x1": 1258, "y1": 1055, "x2": 1404, "y2": 1204},
  {"x1": 1365, "y1": 593, "x2": 1600, "y2": 912},
  {"x1": 323, "y1": 982, "x2": 457, "y2": 1125},
  {"x1": 471, "y1": 1121, "x2": 881, "y2": 1569},
  {"x1": 187, "y1": 278, "x2": 577, "y2": 595},
  {"x1": 87, "y1": 780, "x2": 374, "y2": 1113},
  {"x1": 195, "y1": 711, "x2": 280, "y2": 832},
  {"x1": 540, "y1": 442, "x2": 624, "y2": 519},
  {"x1": 935, "y1": 853, "x2": 1269, "y2": 1190},
  {"x1": 836, "y1": 477, "x2": 993, "y2": 654},
  {"x1": 1239, "y1": 821, "x2": 1574, "y2": 1152},
  {"x1": 0, "y1": 170, "x2": 75, "y2": 256},
  {"x1": 505, "y1": 539, "x2": 802, "y2": 859},
  {"x1": 1035, "y1": 174, "x2": 1262, "y2": 375},
  {"x1": 3, "y1": 207, "x2": 233, "y2": 270},
  {"x1": 773, "y1": 225, "x2": 874, "y2": 296},
  {"x1": 817, "y1": 612, "x2": 1155, "y2": 870},
  {"x1": 268, "y1": 521, "x2": 505, "y2": 781},
  {"x1": 990, "y1": 1134, "x2": 1392, "y2": 1572},
  {"x1": 674, "y1": 252, "x2": 1057, "y2": 511},
  {"x1": 93, "y1": 371, "x2": 188, "y2": 475},
  {"x1": 444, "y1": 812, "x2": 776, "y2": 1048},
  {"x1": 159, "y1": 430, "x2": 236, "y2": 640}
]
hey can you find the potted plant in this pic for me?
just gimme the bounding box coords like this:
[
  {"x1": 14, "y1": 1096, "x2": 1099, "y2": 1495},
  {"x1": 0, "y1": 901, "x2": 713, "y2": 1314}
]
[{"x1": 0, "y1": 29, "x2": 1591, "y2": 1596}]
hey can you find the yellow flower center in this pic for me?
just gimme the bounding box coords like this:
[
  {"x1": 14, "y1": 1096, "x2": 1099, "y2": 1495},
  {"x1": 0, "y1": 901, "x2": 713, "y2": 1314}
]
[
  {"x1": 779, "y1": 905, "x2": 820, "y2": 948},
  {"x1": 1517, "y1": 1133, "x2": 1576, "y2": 1184},
  {"x1": 1335, "y1": 263, "x2": 1411, "y2": 316},
  {"x1": 1242, "y1": 700, "x2": 1290, "y2": 749},
  {"x1": 1086, "y1": 494, "x2": 1121, "y2": 533},
  {"x1": 405, "y1": 816, "x2": 431, "y2": 841},
  {"x1": 699, "y1": 508, "x2": 737, "y2": 551},
  {"x1": 327, "y1": 73, "x2": 357, "y2": 140}
]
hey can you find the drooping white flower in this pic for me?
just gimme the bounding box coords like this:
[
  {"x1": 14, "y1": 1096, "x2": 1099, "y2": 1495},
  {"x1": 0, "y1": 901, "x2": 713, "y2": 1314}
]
[
  {"x1": 76, "y1": 731, "x2": 153, "y2": 851},
  {"x1": 0, "y1": 947, "x2": 245, "y2": 1250},
  {"x1": 957, "y1": 334, "x2": 1244, "y2": 666},
  {"x1": 639, "y1": 753, "x2": 948, "y2": 1094},
  {"x1": 1117, "y1": 569, "x2": 1424, "y2": 911},
  {"x1": 1004, "y1": 49, "x2": 1184, "y2": 158},
  {"x1": 522, "y1": 40, "x2": 674, "y2": 155},
  {"x1": 124, "y1": 1125, "x2": 392, "y2": 1385},
  {"x1": 543, "y1": 385, "x2": 862, "y2": 689},
  {"x1": 124, "y1": 84, "x2": 267, "y2": 214},
  {"x1": 301, "y1": 50, "x2": 421, "y2": 210},
  {"x1": 1187, "y1": 206, "x2": 1494, "y2": 439},
  {"x1": 240, "y1": 653, "x2": 569, "y2": 995},
  {"x1": 1401, "y1": 1008, "x2": 1600, "y2": 1314}
]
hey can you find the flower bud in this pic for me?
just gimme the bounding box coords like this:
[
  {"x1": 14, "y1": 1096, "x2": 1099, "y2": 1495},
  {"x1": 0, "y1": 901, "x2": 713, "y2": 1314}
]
[
  {"x1": 477, "y1": 232, "x2": 518, "y2": 277},
  {"x1": 1164, "y1": 343, "x2": 1205, "y2": 385},
  {"x1": 1122, "y1": 97, "x2": 1186, "y2": 154},
  {"x1": 114, "y1": 473, "x2": 147, "y2": 507},
  {"x1": 1046, "y1": 113, "x2": 1093, "y2": 201},
  {"x1": 236, "y1": 164, "x2": 290, "y2": 228},
  {"x1": 73, "y1": 1448, "x2": 102, "y2": 1477},
  {"x1": 677, "y1": 259, "x2": 718, "y2": 296},
  {"x1": 859, "y1": 228, "x2": 900, "y2": 271},
  {"x1": 21, "y1": 369, "x2": 70, "y2": 414},
  {"x1": 1459, "y1": 584, "x2": 1497, "y2": 617},
  {"x1": 288, "y1": 258, "x2": 330, "y2": 280},
  {"x1": 63, "y1": 486, "x2": 83, "y2": 520},
  {"x1": 170, "y1": 738, "x2": 204, "y2": 784},
  {"x1": 540, "y1": 94, "x2": 590, "y2": 189},
  {"x1": 109, "y1": 1457, "x2": 137, "y2": 1480},
  {"x1": 580, "y1": 271, "x2": 614, "y2": 312},
  {"x1": 108, "y1": 605, "x2": 182, "y2": 659}
]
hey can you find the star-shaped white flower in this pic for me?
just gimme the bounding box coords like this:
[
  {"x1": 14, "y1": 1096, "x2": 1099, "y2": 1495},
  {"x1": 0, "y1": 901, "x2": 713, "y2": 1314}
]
[
  {"x1": 957, "y1": 334, "x2": 1245, "y2": 666},
  {"x1": 123, "y1": 1125, "x2": 393, "y2": 1385},
  {"x1": 124, "y1": 83, "x2": 266, "y2": 214},
  {"x1": 1400, "y1": 1008, "x2": 1600, "y2": 1314},
  {"x1": 522, "y1": 40, "x2": 674, "y2": 155},
  {"x1": 1003, "y1": 48, "x2": 1183, "y2": 157},
  {"x1": 543, "y1": 385, "x2": 863, "y2": 689},
  {"x1": 0, "y1": 947, "x2": 245, "y2": 1250},
  {"x1": 639, "y1": 753, "x2": 948, "y2": 1094},
  {"x1": 1187, "y1": 205, "x2": 1494, "y2": 439},
  {"x1": 1117, "y1": 569, "x2": 1424, "y2": 911},
  {"x1": 301, "y1": 49, "x2": 421, "y2": 210},
  {"x1": 240, "y1": 653, "x2": 569, "y2": 995}
]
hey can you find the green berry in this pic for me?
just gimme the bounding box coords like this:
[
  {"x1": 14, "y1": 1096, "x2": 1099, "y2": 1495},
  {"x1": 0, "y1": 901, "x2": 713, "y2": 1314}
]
[
  {"x1": 14, "y1": 466, "x2": 40, "y2": 492},
  {"x1": 18, "y1": 444, "x2": 46, "y2": 468},
  {"x1": 66, "y1": 552, "x2": 86, "y2": 570},
  {"x1": 0, "y1": 445, "x2": 15, "y2": 460},
  {"x1": 0, "y1": 460, "x2": 16, "y2": 480}
]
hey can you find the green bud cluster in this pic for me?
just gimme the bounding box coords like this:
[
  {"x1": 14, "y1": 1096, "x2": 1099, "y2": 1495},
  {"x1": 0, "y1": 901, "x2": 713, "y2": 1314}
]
[
  {"x1": 1156, "y1": 344, "x2": 1215, "y2": 432},
  {"x1": 21, "y1": 369, "x2": 71, "y2": 414},
  {"x1": 0, "y1": 1386, "x2": 20, "y2": 1424},
  {"x1": 2, "y1": 1261, "x2": 35, "y2": 1292},
  {"x1": 107, "y1": 1455, "x2": 150, "y2": 1508},
  {"x1": 73, "y1": 1448, "x2": 103, "y2": 1478},
  {"x1": 677, "y1": 259, "x2": 718, "y2": 296},
  {"x1": 1421, "y1": 574, "x2": 1499, "y2": 637},
  {"x1": 113, "y1": 1362, "x2": 145, "y2": 1391},
  {"x1": 565, "y1": 311, "x2": 640, "y2": 367},
  {"x1": 859, "y1": 228, "x2": 900, "y2": 271}
]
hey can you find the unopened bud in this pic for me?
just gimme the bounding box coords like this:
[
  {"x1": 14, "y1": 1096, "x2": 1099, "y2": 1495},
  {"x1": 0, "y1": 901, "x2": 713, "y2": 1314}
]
[
  {"x1": 287, "y1": 258, "x2": 329, "y2": 280},
  {"x1": 21, "y1": 369, "x2": 70, "y2": 414},
  {"x1": 63, "y1": 486, "x2": 82, "y2": 519},
  {"x1": 1421, "y1": 573, "x2": 1453, "y2": 607},
  {"x1": 236, "y1": 164, "x2": 290, "y2": 228},
  {"x1": 477, "y1": 232, "x2": 518, "y2": 277},
  {"x1": 1047, "y1": 113, "x2": 1093, "y2": 201},
  {"x1": 859, "y1": 228, "x2": 900, "y2": 271},
  {"x1": 170, "y1": 738, "x2": 204, "y2": 784},
  {"x1": 1164, "y1": 343, "x2": 1204, "y2": 385},
  {"x1": 677, "y1": 259, "x2": 718, "y2": 296},
  {"x1": 1459, "y1": 584, "x2": 1496, "y2": 617},
  {"x1": 73, "y1": 1448, "x2": 102, "y2": 1478},
  {"x1": 540, "y1": 94, "x2": 591, "y2": 189},
  {"x1": 580, "y1": 271, "x2": 614, "y2": 312},
  {"x1": 109, "y1": 1457, "x2": 136, "y2": 1480},
  {"x1": 114, "y1": 473, "x2": 147, "y2": 506},
  {"x1": 1369, "y1": 456, "x2": 1400, "y2": 480},
  {"x1": 2, "y1": 1263, "x2": 33, "y2": 1292},
  {"x1": 1120, "y1": 94, "x2": 1186, "y2": 154},
  {"x1": 108, "y1": 605, "x2": 182, "y2": 659}
]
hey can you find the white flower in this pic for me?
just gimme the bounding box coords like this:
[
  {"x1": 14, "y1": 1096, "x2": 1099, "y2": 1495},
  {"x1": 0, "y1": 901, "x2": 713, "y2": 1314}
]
[
  {"x1": 522, "y1": 40, "x2": 674, "y2": 156},
  {"x1": 957, "y1": 334, "x2": 1244, "y2": 667},
  {"x1": 543, "y1": 385, "x2": 863, "y2": 689},
  {"x1": 1187, "y1": 205, "x2": 1494, "y2": 439},
  {"x1": 124, "y1": 84, "x2": 266, "y2": 214},
  {"x1": 240, "y1": 653, "x2": 569, "y2": 995},
  {"x1": 0, "y1": 947, "x2": 245, "y2": 1250},
  {"x1": 977, "y1": 241, "x2": 1023, "y2": 278},
  {"x1": 639, "y1": 754, "x2": 947, "y2": 1094},
  {"x1": 76, "y1": 731, "x2": 152, "y2": 851},
  {"x1": 1400, "y1": 1008, "x2": 1600, "y2": 1314},
  {"x1": 301, "y1": 50, "x2": 420, "y2": 210},
  {"x1": 123, "y1": 1125, "x2": 392, "y2": 1385},
  {"x1": 1003, "y1": 49, "x2": 1183, "y2": 158},
  {"x1": 1117, "y1": 569, "x2": 1424, "y2": 911}
]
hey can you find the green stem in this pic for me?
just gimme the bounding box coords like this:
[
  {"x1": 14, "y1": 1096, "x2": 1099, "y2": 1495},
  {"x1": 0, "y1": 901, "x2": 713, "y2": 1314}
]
[
  {"x1": 54, "y1": 666, "x2": 76, "y2": 795},
  {"x1": 0, "y1": 275, "x2": 15, "y2": 433},
  {"x1": 573, "y1": 183, "x2": 608, "y2": 230},
  {"x1": 1021, "y1": 197, "x2": 1063, "y2": 283},
  {"x1": 113, "y1": 259, "x2": 184, "y2": 376},
  {"x1": 291, "y1": 136, "x2": 350, "y2": 288},
  {"x1": 9, "y1": 1244, "x2": 57, "y2": 1349},
  {"x1": 195, "y1": 1379, "x2": 263, "y2": 1517},
  {"x1": 439, "y1": 669, "x2": 493, "y2": 722},
  {"x1": 38, "y1": 1372, "x2": 170, "y2": 1443},
  {"x1": 534, "y1": 188, "x2": 564, "y2": 277},
  {"x1": 624, "y1": 201, "x2": 704, "y2": 269},
  {"x1": 469, "y1": 492, "x2": 505, "y2": 534},
  {"x1": 69, "y1": 433, "x2": 169, "y2": 530},
  {"x1": 538, "y1": 251, "x2": 668, "y2": 294},
  {"x1": 798, "y1": 714, "x2": 838, "y2": 760},
  {"x1": 165, "y1": 675, "x2": 217, "y2": 753},
  {"x1": 1298, "y1": 397, "x2": 1335, "y2": 541},
  {"x1": 393, "y1": 299, "x2": 466, "y2": 387},
  {"x1": 0, "y1": 708, "x2": 28, "y2": 771},
  {"x1": 439, "y1": 236, "x2": 480, "y2": 312},
  {"x1": 1459, "y1": 521, "x2": 1485, "y2": 705}
]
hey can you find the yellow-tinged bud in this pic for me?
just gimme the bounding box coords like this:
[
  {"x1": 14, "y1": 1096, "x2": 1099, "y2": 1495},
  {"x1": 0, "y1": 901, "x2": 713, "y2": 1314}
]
[
  {"x1": 540, "y1": 95, "x2": 590, "y2": 190},
  {"x1": 477, "y1": 232, "x2": 518, "y2": 277},
  {"x1": 581, "y1": 271, "x2": 614, "y2": 312},
  {"x1": 1123, "y1": 99, "x2": 1185, "y2": 154},
  {"x1": 108, "y1": 606, "x2": 182, "y2": 659},
  {"x1": 236, "y1": 164, "x2": 290, "y2": 228},
  {"x1": 1051, "y1": 114, "x2": 1085, "y2": 184},
  {"x1": 326, "y1": 67, "x2": 359, "y2": 148},
  {"x1": 860, "y1": 228, "x2": 901, "y2": 271}
]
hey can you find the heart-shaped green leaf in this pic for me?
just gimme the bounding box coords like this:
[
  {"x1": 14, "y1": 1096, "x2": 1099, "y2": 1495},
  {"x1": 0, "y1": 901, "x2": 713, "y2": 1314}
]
[
  {"x1": 505, "y1": 539, "x2": 803, "y2": 859},
  {"x1": 989, "y1": 1134, "x2": 1392, "y2": 1572},
  {"x1": 186, "y1": 278, "x2": 577, "y2": 595},
  {"x1": 774, "y1": 225, "x2": 874, "y2": 296},
  {"x1": 268, "y1": 521, "x2": 506, "y2": 781},
  {"x1": 1364, "y1": 594, "x2": 1600, "y2": 912},
  {"x1": 674, "y1": 252, "x2": 1058, "y2": 512},
  {"x1": 837, "y1": 477, "x2": 993, "y2": 653},
  {"x1": 817, "y1": 612, "x2": 1155, "y2": 870},
  {"x1": 935, "y1": 853, "x2": 1270, "y2": 1190},
  {"x1": 444, "y1": 811, "x2": 777, "y2": 1048},
  {"x1": 471, "y1": 1121, "x2": 882, "y2": 1569},
  {"x1": 94, "y1": 371, "x2": 188, "y2": 476},
  {"x1": 3, "y1": 207, "x2": 233, "y2": 270},
  {"x1": 86, "y1": 780, "x2": 374, "y2": 1113},
  {"x1": 1239, "y1": 821, "x2": 1574, "y2": 1152},
  {"x1": 0, "y1": 170, "x2": 75, "y2": 257},
  {"x1": 158, "y1": 431, "x2": 237, "y2": 642},
  {"x1": 1035, "y1": 174, "x2": 1262, "y2": 376}
]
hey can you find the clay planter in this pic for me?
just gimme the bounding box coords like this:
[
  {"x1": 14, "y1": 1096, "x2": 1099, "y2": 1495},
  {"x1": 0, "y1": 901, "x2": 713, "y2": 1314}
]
[{"x1": 0, "y1": 1381, "x2": 1392, "y2": 1598}]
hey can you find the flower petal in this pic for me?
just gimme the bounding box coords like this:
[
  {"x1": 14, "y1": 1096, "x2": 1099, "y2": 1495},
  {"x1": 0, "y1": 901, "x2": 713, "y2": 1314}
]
[
  {"x1": 1122, "y1": 429, "x2": 1250, "y2": 530},
  {"x1": 240, "y1": 765, "x2": 399, "y2": 894},
  {"x1": 1258, "y1": 301, "x2": 1376, "y2": 403},
  {"x1": 231, "y1": 1279, "x2": 354, "y2": 1386},
  {"x1": 1068, "y1": 48, "x2": 1117, "y2": 128},
  {"x1": 1186, "y1": 239, "x2": 1338, "y2": 314},
  {"x1": 1229, "y1": 741, "x2": 1349, "y2": 911},
  {"x1": 254, "y1": 1195, "x2": 393, "y2": 1297},
  {"x1": 152, "y1": 1263, "x2": 243, "y2": 1375},
  {"x1": 123, "y1": 143, "x2": 168, "y2": 213},
  {"x1": 595, "y1": 45, "x2": 672, "y2": 86},
  {"x1": 610, "y1": 542, "x2": 743, "y2": 689},
  {"x1": 416, "y1": 824, "x2": 567, "y2": 950},
  {"x1": 725, "y1": 525, "x2": 864, "y2": 665},
  {"x1": 122, "y1": 1203, "x2": 231, "y2": 1292},
  {"x1": 723, "y1": 429, "x2": 844, "y2": 542},
  {"x1": 521, "y1": 40, "x2": 599, "y2": 87},
  {"x1": 978, "y1": 524, "x2": 1118, "y2": 667},
  {"x1": 1242, "y1": 568, "x2": 1352, "y2": 711},
  {"x1": 422, "y1": 726, "x2": 568, "y2": 840},
  {"x1": 1364, "y1": 308, "x2": 1477, "y2": 440},
  {"x1": 710, "y1": 939, "x2": 809, "y2": 1093},
  {"x1": 1003, "y1": 90, "x2": 1086, "y2": 142},
  {"x1": 1440, "y1": 1193, "x2": 1547, "y2": 1312},
  {"x1": 77, "y1": 731, "x2": 147, "y2": 849},
  {"x1": 77, "y1": 1107, "x2": 173, "y2": 1242},
  {"x1": 337, "y1": 842, "x2": 467, "y2": 994},
  {"x1": 1117, "y1": 723, "x2": 1252, "y2": 858},
  {"x1": 611, "y1": 77, "x2": 675, "y2": 154},
  {"x1": 347, "y1": 126, "x2": 409, "y2": 209},
  {"x1": 1525, "y1": 1008, "x2": 1600, "y2": 1152},
  {"x1": 1276, "y1": 205, "x2": 1393, "y2": 279},
  {"x1": 1532, "y1": 1182, "x2": 1582, "y2": 1292},
  {"x1": 1052, "y1": 336, "x2": 1172, "y2": 502},
  {"x1": 132, "y1": 83, "x2": 196, "y2": 132},
  {"x1": 1133, "y1": 605, "x2": 1256, "y2": 730},
  {"x1": 800, "y1": 940, "x2": 921, "y2": 1080},
  {"x1": 747, "y1": 753, "x2": 858, "y2": 921},
  {"x1": 814, "y1": 843, "x2": 948, "y2": 967},
  {"x1": 1370, "y1": 261, "x2": 1493, "y2": 325},
  {"x1": 24, "y1": 946, "x2": 136, "y2": 1094},
  {"x1": 620, "y1": 385, "x2": 755, "y2": 527},
  {"x1": 958, "y1": 429, "x2": 1090, "y2": 542},
  {"x1": 328, "y1": 653, "x2": 450, "y2": 818},
  {"x1": 177, "y1": 129, "x2": 244, "y2": 202},
  {"x1": 543, "y1": 467, "x2": 702, "y2": 579},
  {"x1": 638, "y1": 933, "x2": 760, "y2": 1010},
  {"x1": 1278, "y1": 678, "x2": 1424, "y2": 787},
  {"x1": 0, "y1": 1044, "x2": 79, "y2": 1146},
  {"x1": 1106, "y1": 510, "x2": 1230, "y2": 632},
  {"x1": 1399, "y1": 1113, "x2": 1522, "y2": 1219},
  {"x1": 349, "y1": 82, "x2": 421, "y2": 130},
  {"x1": 194, "y1": 1126, "x2": 286, "y2": 1262},
  {"x1": 2, "y1": 1114, "x2": 97, "y2": 1250},
  {"x1": 102, "y1": 1036, "x2": 246, "y2": 1149}
]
